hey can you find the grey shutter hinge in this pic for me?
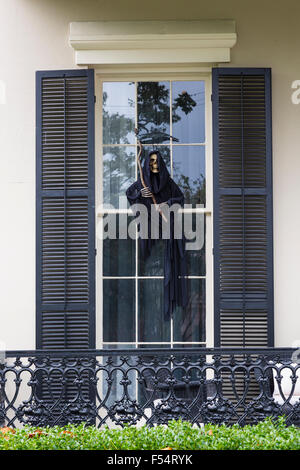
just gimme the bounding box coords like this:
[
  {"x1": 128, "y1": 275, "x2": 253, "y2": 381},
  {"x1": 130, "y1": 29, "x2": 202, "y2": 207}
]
[
  {"x1": 95, "y1": 248, "x2": 97, "y2": 256},
  {"x1": 212, "y1": 247, "x2": 214, "y2": 255},
  {"x1": 211, "y1": 94, "x2": 214, "y2": 102},
  {"x1": 94, "y1": 95, "x2": 96, "y2": 103}
]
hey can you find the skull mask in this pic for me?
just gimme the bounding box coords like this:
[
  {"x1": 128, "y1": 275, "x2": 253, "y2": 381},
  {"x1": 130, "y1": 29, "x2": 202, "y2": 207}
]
[{"x1": 149, "y1": 153, "x2": 159, "y2": 173}]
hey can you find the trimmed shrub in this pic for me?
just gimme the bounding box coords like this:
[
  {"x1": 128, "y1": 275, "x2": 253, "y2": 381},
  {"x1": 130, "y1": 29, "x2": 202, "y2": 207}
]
[{"x1": 0, "y1": 417, "x2": 299, "y2": 450}]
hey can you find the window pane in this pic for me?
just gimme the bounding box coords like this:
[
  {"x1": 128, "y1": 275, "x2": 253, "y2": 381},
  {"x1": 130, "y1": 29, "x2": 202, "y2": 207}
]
[
  {"x1": 138, "y1": 239, "x2": 164, "y2": 276},
  {"x1": 103, "y1": 279, "x2": 135, "y2": 342},
  {"x1": 185, "y1": 213, "x2": 206, "y2": 276},
  {"x1": 103, "y1": 82, "x2": 135, "y2": 144},
  {"x1": 138, "y1": 279, "x2": 170, "y2": 342},
  {"x1": 172, "y1": 81, "x2": 205, "y2": 143},
  {"x1": 103, "y1": 146, "x2": 135, "y2": 208},
  {"x1": 137, "y1": 82, "x2": 170, "y2": 144},
  {"x1": 173, "y1": 145, "x2": 206, "y2": 206},
  {"x1": 103, "y1": 215, "x2": 135, "y2": 276},
  {"x1": 173, "y1": 279, "x2": 206, "y2": 342}
]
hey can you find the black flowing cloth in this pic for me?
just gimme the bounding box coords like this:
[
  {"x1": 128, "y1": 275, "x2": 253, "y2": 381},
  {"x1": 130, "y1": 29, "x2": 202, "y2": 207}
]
[{"x1": 126, "y1": 150, "x2": 188, "y2": 320}]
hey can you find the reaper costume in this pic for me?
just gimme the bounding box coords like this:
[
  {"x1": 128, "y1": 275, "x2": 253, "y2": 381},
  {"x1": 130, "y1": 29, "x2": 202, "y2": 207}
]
[{"x1": 126, "y1": 150, "x2": 188, "y2": 319}]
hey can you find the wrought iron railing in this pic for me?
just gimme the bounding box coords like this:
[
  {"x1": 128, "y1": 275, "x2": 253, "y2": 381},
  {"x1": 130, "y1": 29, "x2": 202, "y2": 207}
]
[{"x1": 0, "y1": 348, "x2": 299, "y2": 428}]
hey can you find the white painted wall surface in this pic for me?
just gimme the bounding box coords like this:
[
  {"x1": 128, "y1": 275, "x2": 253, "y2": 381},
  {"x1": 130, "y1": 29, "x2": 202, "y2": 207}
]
[{"x1": 0, "y1": 0, "x2": 299, "y2": 349}]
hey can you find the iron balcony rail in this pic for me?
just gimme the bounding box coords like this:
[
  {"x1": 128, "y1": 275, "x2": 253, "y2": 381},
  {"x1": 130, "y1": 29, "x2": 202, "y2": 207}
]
[{"x1": 0, "y1": 347, "x2": 299, "y2": 428}]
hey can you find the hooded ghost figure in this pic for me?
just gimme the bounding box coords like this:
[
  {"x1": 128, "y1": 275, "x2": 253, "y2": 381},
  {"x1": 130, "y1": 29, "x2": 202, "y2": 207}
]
[{"x1": 126, "y1": 150, "x2": 188, "y2": 320}]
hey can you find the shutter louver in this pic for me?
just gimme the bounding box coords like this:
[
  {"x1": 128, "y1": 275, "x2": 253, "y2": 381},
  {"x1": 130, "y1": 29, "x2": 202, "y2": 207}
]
[
  {"x1": 212, "y1": 68, "x2": 274, "y2": 349},
  {"x1": 36, "y1": 69, "x2": 95, "y2": 351}
]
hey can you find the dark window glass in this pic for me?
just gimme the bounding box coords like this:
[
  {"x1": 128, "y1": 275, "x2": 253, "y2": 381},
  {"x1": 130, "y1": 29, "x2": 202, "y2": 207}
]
[
  {"x1": 103, "y1": 279, "x2": 135, "y2": 342},
  {"x1": 138, "y1": 279, "x2": 170, "y2": 342},
  {"x1": 138, "y1": 240, "x2": 164, "y2": 276},
  {"x1": 185, "y1": 213, "x2": 206, "y2": 276},
  {"x1": 103, "y1": 215, "x2": 135, "y2": 277},
  {"x1": 173, "y1": 279, "x2": 206, "y2": 343}
]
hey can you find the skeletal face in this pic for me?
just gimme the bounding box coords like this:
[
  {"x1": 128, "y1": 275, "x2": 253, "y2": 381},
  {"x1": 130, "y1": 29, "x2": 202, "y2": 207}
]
[{"x1": 150, "y1": 154, "x2": 159, "y2": 173}]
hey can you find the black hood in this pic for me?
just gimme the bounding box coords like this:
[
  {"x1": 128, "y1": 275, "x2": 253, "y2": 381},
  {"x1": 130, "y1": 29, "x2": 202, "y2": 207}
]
[{"x1": 142, "y1": 150, "x2": 170, "y2": 194}]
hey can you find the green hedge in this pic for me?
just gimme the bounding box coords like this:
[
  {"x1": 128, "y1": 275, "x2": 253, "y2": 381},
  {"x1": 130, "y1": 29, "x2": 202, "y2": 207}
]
[{"x1": 0, "y1": 417, "x2": 299, "y2": 450}]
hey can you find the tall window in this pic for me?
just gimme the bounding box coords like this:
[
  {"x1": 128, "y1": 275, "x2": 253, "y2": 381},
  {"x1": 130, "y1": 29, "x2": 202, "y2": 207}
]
[{"x1": 97, "y1": 78, "x2": 211, "y2": 349}]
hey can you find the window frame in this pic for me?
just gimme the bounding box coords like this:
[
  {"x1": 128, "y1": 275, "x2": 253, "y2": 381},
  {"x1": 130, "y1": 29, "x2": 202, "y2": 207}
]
[{"x1": 94, "y1": 69, "x2": 214, "y2": 349}]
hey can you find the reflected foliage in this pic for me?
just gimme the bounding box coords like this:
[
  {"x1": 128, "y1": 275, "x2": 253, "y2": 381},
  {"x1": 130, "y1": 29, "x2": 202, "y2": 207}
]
[
  {"x1": 137, "y1": 82, "x2": 170, "y2": 143},
  {"x1": 103, "y1": 85, "x2": 135, "y2": 144},
  {"x1": 137, "y1": 82, "x2": 197, "y2": 143},
  {"x1": 173, "y1": 90, "x2": 197, "y2": 118},
  {"x1": 103, "y1": 147, "x2": 135, "y2": 207},
  {"x1": 173, "y1": 165, "x2": 206, "y2": 206}
]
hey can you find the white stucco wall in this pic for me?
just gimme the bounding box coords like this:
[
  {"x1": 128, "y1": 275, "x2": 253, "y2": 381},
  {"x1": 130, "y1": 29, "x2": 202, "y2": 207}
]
[{"x1": 0, "y1": 0, "x2": 299, "y2": 349}]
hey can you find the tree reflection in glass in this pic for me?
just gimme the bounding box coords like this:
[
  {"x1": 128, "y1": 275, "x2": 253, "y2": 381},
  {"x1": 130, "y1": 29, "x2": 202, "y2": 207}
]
[
  {"x1": 103, "y1": 146, "x2": 135, "y2": 208},
  {"x1": 172, "y1": 81, "x2": 205, "y2": 143},
  {"x1": 103, "y1": 82, "x2": 135, "y2": 144},
  {"x1": 137, "y1": 82, "x2": 170, "y2": 144},
  {"x1": 173, "y1": 146, "x2": 206, "y2": 206}
]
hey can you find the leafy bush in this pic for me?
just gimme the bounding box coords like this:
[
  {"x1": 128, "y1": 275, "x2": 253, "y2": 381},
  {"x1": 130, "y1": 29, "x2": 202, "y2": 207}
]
[{"x1": 0, "y1": 417, "x2": 299, "y2": 450}]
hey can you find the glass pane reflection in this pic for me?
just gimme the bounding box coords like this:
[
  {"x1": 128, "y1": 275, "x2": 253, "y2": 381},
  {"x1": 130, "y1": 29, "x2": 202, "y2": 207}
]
[
  {"x1": 137, "y1": 82, "x2": 170, "y2": 144},
  {"x1": 172, "y1": 81, "x2": 205, "y2": 143},
  {"x1": 139, "y1": 240, "x2": 164, "y2": 277},
  {"x1": 173, "y1": 146, "x2": 206, "y2": 206},
  {"x1": 103, "y1": 146, "x2": 135, "y2": 208},
  {"x1": 103, "y1": 279, "x2": 135, "y2": 342},
  {"x1": 138, "y1": 279, "x2": 170, "y2": 342},
  {"x1": 173, "y1": 279, "x2": 206, "y2": 343},
  {"x1": 103, "y1": 82, "x2": 135, "y2": 144}
]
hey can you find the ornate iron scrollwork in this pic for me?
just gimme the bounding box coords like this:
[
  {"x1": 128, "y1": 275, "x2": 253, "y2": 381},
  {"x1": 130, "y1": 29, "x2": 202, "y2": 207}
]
[
  {"x1": 199, "y1": 397, "x2": 237, "y2": 425},
  {"x1": 61, "y1": 400, "x2": 97, "y2": 425},
  {"x1": 109, "y1": 398, "x2": 144, "y2": 426},
  {"x1": 0, "y1": 348, "x2": 298, "y2": 428},
  {"x1": 16, "y1": 400, "x2": 52, "y2": 427}
]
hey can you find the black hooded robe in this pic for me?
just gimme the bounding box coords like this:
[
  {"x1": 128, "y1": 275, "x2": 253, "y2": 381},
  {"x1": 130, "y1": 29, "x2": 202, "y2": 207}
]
[{"x1": 126, "y1": 150, "x2": 188, "y2": 320}]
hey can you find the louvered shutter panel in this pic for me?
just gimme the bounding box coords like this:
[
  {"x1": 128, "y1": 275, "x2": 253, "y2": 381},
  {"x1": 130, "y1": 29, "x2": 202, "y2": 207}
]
[
  {"x1": 36, "y1": 70, "x2": 95, "y2": 350},
  {"x1": 212, "y1": 68, "x2": 274, "y2": 348}
]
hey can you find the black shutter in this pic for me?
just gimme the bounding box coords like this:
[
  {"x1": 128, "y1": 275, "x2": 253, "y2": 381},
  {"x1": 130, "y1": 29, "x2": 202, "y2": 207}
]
[
  {"x1": 36, "y1": 69, "x2": 95, "y2": 350},
  {"x1": 212, "y1": 68, "x2": 274, "y2": 348}
]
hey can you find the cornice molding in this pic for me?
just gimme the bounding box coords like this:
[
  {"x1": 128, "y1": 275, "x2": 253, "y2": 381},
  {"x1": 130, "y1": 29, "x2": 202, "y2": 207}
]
[{"x1": 69, "y1": 20, "x2": 237, "y2": 65}]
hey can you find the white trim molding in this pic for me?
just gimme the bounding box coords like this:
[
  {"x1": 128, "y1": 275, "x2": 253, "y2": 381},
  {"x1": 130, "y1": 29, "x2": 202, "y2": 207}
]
[{"x1": 69, "y1": 20, "x2": 237, "y2": 65}]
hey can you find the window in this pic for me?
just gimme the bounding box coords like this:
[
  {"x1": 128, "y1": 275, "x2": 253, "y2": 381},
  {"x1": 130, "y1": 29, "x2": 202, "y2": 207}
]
[
  {"x1": 96, "y1": 76, "x2": 213, "y2": 349},
  {"x1": 36, "y1": 68, "x2": 273, "y2": 353}
]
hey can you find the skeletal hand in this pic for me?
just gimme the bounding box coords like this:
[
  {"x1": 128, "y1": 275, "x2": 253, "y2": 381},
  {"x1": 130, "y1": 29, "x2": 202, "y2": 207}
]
[{"x1": 141, "y1": 187, "x2": 153, "y2": 198}]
